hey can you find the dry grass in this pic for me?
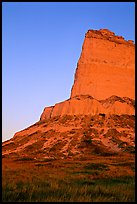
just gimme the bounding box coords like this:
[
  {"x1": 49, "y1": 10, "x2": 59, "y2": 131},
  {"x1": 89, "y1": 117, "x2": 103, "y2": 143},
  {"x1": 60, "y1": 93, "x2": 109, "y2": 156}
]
[
  {"x1": 2, "y1": 153, "x2": 135, "y2": 202},
  {"x1": 2, "y1": 114, "x2": 135, "y2": 201}
]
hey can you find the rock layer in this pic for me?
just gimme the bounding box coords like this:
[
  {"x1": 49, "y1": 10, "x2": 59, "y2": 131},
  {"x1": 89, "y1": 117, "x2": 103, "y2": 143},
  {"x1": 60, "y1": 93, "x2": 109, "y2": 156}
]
[
  {"x1": 2, "y1": 28, "x2": 135, "y2": 159},
  {"x1": 40, "y1": 29, "x2": 135, "y2": 120},
  {"x1": 71, "y1": 29, "x2": 135, "y2": 100},
  {"x1": 40, "y1": 95, "x2": 135, "y2": 120}
]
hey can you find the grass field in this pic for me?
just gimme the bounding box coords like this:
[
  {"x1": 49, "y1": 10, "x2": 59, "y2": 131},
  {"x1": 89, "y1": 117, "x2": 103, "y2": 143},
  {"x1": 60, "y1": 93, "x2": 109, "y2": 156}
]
[{"x1": 2, "y1": 154, "x2": 135, "y2": 202}]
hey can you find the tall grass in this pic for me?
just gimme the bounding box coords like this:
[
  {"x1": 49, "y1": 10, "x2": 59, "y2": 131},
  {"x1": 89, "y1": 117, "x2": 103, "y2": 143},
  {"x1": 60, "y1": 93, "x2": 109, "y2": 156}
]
[{"x1": 2, "y1": 176, "x2": 135, "y2": 202}]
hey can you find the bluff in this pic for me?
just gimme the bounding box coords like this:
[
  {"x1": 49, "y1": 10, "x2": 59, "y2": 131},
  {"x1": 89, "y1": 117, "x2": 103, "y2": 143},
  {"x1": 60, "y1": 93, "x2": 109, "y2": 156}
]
[
  {"x1": 40, "y1": 29, "x2": 135, "y2": 120},
  {"x1": 2, "y1": 29, "x2": 135, "y2": 159},
  {"x1": 71, "y1": 29, "x2": 135, "y2": 99}
]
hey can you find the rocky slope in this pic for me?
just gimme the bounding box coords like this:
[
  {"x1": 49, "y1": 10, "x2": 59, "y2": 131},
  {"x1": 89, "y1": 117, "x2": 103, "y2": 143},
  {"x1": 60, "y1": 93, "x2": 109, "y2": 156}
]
[
  {"x1": 2, "y1": 29, "x2": 135, "y2": 160},
  {"x1": 2, "y1": 114, "x2": 135, "y2": 160}
]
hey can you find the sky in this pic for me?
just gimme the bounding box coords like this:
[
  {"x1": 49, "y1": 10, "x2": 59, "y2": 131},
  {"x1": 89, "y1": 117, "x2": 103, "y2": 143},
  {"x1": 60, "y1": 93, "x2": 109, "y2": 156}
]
[{"x1": 2, "y1": 2, "x2": 135, "y2": 142}]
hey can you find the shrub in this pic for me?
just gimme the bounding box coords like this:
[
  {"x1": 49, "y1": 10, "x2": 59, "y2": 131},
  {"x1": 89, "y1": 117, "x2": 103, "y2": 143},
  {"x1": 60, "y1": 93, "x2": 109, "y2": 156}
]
[{"x1": 84, "y1": 163, "x2": 109, "y2": 171}]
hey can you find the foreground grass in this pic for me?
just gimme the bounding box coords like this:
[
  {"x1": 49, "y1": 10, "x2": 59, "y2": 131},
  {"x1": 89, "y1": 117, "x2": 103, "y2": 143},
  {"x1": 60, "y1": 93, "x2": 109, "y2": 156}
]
[
  {"x1": 2, "y1": 176, "x2": 135, "y2": 202},
  {"x1": 2, "y1": 155, "x2": 135, "y2": 202}
]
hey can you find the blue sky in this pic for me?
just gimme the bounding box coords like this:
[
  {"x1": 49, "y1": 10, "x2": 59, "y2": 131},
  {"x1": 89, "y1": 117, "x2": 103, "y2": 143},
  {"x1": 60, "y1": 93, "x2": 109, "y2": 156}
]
[{"x1": 2, "y1": 2, "x2": 135, "y2": 142}]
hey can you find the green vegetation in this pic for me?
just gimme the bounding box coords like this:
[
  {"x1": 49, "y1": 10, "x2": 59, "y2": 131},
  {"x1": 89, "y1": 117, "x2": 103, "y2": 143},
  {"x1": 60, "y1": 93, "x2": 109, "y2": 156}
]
[
  {"x1": 83, "y1": 138, "x2": 92, "y2": 144},
  {"x1": 2, "y1": 156, "x2": 135, "y2": 202},
  {"x1": 2, "y1": 175, "x2": 135, "y2": 202},
  {"x1": 59, "y1": 115, "x2": 74, "y2": 124},
  {"x1": 2, "y1": 112, "x2": 135, "y2": 202},
  {"x1": 84, "y1": 163, "x2": 109, "y2": 171},
  {"x1": 15, "y1": 157, "x2": 34, "y2": 161},
  {"x1": 124, "y1": 146, "x2": 135, "y2": 154}
]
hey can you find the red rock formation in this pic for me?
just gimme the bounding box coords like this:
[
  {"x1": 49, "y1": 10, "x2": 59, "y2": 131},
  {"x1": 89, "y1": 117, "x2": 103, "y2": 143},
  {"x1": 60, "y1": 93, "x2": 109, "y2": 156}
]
[
  {"x1": 40, "y1": 95, "x2": 134, "y2": 120},
  {"x1": 71, "y1": 29, "x2": 135, "y2": 100},
  {"x1": 40, "y1": 29, "x2": 135, "y2": 120},
  {"x1": 2, "y1": 29, "x2": 135, "y2": 159}
]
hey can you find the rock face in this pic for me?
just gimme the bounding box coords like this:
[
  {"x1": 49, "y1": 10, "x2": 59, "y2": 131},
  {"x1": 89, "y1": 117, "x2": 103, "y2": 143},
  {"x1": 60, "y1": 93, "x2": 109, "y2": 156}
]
[
  {"x1": 2, "y1": 28, "x2": 135, "y2": 159},
  {"x1": 40, "y1": 95, "x2": 134, "y2": 120},
  {"x1": 71, "y1": 29, "x2": 135, "y2": 100},
  {"x1": 40, "y1": 29, "x2": 135, "y2": 120}
]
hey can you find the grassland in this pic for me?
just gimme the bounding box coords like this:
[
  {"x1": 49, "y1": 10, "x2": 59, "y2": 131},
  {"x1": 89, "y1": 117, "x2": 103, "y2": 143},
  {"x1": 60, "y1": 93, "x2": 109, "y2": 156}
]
[{"x1": 2, "y1": 153, "x2": 135, "y2": 202}]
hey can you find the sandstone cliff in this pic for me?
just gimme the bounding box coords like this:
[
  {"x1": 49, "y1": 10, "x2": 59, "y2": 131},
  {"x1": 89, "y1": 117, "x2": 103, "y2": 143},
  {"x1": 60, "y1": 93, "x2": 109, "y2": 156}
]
[
  {"x1": 40, "y1": 95, "x2": 134, "y2": 120},
  {"x1": 71, "y1": 29, "x2": 135, "y2": 100},
  {"x1": 40, "y1": 29, "x2": 135, "y2": 120},
  {"x1": 2, "y1": 28, "x2": 135, "y2": 159}
]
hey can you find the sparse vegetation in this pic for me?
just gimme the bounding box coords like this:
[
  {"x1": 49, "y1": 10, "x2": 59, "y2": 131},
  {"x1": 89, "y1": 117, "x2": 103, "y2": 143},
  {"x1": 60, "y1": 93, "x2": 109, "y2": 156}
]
[
  {"x1": 59, "y1": 115, "x2": 74, "y2": 124},
  {"x1": 84, "y1": 163, "x2": 109, "y2": 171},
  {"x1": 83, "y1": 138, "x2": 92, "y2": 144},
  {"x1": 124, "y1": 146, "x2": 135, "y2": 154},
  {"x1": 2, "y1": 113, "x2": 135, "y2": 202},
  {"x1": 69, "y1": 129, "x2": 76, "y2": 134},
  {"x1": 99, "y1": 113, "x2": 105, "y2": 117},
  {"x1": 2, "y1": 155, "x2": 135, "y2": 202},
  {"x1": 15, "y1": 157, "x2": 34, "y2": 161}
]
